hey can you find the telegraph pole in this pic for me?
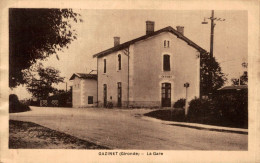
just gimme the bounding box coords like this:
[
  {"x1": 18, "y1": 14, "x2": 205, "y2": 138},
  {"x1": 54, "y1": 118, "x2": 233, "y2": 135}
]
[
  {"x1": 202, "y1": 10, "x2": 225, "y2": 95},
  {"x1": 209, "y1": 10, "x2": 215, "y2": 59}
]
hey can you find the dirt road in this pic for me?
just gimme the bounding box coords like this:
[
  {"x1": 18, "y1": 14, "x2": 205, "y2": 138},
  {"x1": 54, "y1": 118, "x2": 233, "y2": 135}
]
[{"x1": 9, "y1": 107, "x2": 247, "y2": 150}]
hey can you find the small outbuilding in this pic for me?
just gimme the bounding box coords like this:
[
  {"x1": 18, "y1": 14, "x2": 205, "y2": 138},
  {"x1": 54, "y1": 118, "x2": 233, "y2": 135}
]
[
  {"x1": 217, "y1": 85, "x2": 248, "y2": 94},
  {"x1": 69, "y1": 72, "x2": 97, "y2": 108}
]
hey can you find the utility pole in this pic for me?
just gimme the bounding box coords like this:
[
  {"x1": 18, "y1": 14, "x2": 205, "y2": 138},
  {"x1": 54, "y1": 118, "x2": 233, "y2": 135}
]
[
  {"x1": 202, "y1": 10, "x2": 225, "y2": 95},
  {"x1": 209, "y1": 10, "x2": 215, "y2": 59}
]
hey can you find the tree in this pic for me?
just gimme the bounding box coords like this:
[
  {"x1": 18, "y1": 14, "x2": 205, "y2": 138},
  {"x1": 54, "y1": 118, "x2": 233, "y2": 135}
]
[
  {"x1": 26, "y1": 64, "x2": 64, "y2": 100},
  {"x1": 9, "y1": 8, "x2": 82, "y2": 88},
  {"x1": 200, "y1": 52, "x2": 227, "y2": 95},
  {"x1": 231, "y1": 62, "x2": 248, "y2": 86}
]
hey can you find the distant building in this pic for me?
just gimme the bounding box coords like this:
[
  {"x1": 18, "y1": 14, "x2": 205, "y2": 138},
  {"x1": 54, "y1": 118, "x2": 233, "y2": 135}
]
[
  {"x1": 93, "y1": 21, "x2": 206, "y2": 108},
  {"x1": 69, "y1": 72, "x2": 97, "y2": 108},
  {"x1": 217, "y1": 85, "x2": 248, "y2": 94}
]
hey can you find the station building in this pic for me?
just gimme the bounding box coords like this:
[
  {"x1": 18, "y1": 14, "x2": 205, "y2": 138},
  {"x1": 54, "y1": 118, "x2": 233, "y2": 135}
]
[{"x1": 93, "y1": 21, "x2": 206, "y2": 108}]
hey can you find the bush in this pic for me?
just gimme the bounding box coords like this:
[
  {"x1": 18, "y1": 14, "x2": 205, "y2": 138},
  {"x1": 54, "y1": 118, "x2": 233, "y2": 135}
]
[
  {"x1": 187, "y1": 90, "x2": 248, "y2": 128},
  {"x1": 173, "y1": 98, "x2": 186, "y2": 108},
  {"x1": 171, "y1": 108, "x2": 185, "y2": 121},
  {"x1": 106, "y1": 102, "x2": 113, "y2": 108},
  {"x1": 9, "y1": 94, "x2": 31, "y2": 113},
  {"x1": 187, "y1": 97, "x2": 212, "y2": 122},
  {"x1": 212, "y1": 90, "x2": 248, "y2": 128}
]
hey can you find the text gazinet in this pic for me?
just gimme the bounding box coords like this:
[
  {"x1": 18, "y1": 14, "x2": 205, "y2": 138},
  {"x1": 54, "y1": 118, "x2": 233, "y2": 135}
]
[{"x1": 99, "y1": 152, "x2": 140, "y2": 156}]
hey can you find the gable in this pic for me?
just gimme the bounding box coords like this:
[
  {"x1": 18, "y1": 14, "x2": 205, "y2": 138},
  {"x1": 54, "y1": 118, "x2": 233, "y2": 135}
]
[{"x1": 93, "y1": 26, "x2": 207, "y2": 58}]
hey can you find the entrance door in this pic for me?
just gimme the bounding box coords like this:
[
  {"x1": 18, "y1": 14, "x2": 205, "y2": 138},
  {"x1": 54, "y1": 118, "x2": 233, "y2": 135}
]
[
  {"x1": 117, "y1": 82, "x2": 122, "y2": 107},
  {"x1": 161, "y1": 83, "x2": 171, "y2": 107},
  {"x1": 103, "y1": 84, "x2": 107, "y2": 107}
]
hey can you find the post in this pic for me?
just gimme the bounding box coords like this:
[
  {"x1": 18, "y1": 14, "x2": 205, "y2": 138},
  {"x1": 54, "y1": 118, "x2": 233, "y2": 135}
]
[
  {"x1": 202, "y1": 10, "x2": 225, "y2": 97},
  {"x1": 184, "y1": 82, "x2": 190, "y2": 117},
  {"x1": 185, "y1": 86, "x2": 188, "y2": 116},
  {"x1": 210, "y1": 10, "x2": 215, "y2": 59},
  {"x1": 209, "y1": 10, "x2": 215, "y2": 95}
]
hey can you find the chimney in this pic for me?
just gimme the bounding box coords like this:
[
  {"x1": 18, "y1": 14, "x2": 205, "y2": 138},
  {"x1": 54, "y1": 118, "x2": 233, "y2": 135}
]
[
  {"x1": 176, "y1": 26, "x2": 184, "y2": 35},
  {"x1": 146, "y1": 21, "x2": 155, "y2": 35},
  {"x1": 114, "y1": 37, "x2": 120, "y2": 46}
]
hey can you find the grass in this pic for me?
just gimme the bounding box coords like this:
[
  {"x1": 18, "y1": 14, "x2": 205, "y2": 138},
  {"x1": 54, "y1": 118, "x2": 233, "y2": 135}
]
[
  {"x1": 9, "y1": 120, "x2": 109, "y2": 149},
  {"x1": 144, "y1": 108, "x2": 185, "y2": 122},
  {"x1": 144, "y1": 109, "x2": 248, "y2": 129}
]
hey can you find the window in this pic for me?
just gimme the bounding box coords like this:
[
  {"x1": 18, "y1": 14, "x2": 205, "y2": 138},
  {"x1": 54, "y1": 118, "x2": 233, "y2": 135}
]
[
  {"x1": 118, "y1": 54, "x2": 121, "y2": 70},
  {"x1": 104, "y1": 59, "x2": 106, "y2": 73},
  {"x1": 88, "y1": 96, "x2": 93, "y2": 104},
  {"x1": 164, "y1": 40, "x2": 170, "y2": 48},
  {"x1": 163, "y1": 54, "x2": 170, "y2": 71}
]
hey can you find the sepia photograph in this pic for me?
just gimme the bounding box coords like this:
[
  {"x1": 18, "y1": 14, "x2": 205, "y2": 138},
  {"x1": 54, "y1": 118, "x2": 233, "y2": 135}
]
[
  {"x1": 8, "y1": 9, "x2": 248, "y2": 150},
  {"x1": 1, "y1": 0, "x2": 259, "y2": 162}
]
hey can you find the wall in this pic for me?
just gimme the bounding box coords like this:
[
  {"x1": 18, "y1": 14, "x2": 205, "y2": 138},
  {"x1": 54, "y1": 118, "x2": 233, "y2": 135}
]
[
  {"x1": 81, "y1": 79, "x2": 97, "y2": 107},
  {"x1": 72, "y1": 77, "x2": 97, "y2": 107},
  {"x1": 97, "y1": 48, "x2": 129, "y2": 107},
  {"x1": 72, "y1": 77, "x2": 81, "y2": 107},
  {"x1": 131, "y1": 32, "x2": 200, "y2": 107}
]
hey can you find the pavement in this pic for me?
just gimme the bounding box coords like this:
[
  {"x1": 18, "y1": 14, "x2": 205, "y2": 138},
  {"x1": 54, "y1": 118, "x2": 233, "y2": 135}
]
[
  {"x1": 142, "y1": 116, "x2": 248, "y2": 134},
  {"x1": 9, "y1": 106, "x2": 248, "y2": 150}
]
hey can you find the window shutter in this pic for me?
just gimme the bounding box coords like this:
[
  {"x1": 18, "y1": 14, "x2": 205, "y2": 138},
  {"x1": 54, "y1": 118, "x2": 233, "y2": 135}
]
[
  {"x1": 163, "y1": 55, "x2": 170, "y2": 71},
  {"x1": 118, "y1": 54, "x2": 121, "y2": 70},
  {"x1": 104, "y1": 59, "x2": 106, "y2": 73}
]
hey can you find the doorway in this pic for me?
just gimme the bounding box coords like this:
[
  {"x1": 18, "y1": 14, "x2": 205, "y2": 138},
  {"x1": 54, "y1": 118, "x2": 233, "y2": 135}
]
[
  {"x1": 161, "y1": 83, "x2": 171, "y2": 107},
  {"x1": 103, "y1": 84, "x2": 107, "y2": 107},
  {"x1": 117, "y1": 82, "x2": 122, "y2": 107}
]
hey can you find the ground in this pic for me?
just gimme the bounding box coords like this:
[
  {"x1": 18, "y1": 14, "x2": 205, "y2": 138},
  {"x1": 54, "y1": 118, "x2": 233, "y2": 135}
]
[
  {"x1": 9, "y1": 120, "x2": 108, "y2": 149},
  {"x1": 9, "y1": 106, "x2": 248, "y2": 150}
]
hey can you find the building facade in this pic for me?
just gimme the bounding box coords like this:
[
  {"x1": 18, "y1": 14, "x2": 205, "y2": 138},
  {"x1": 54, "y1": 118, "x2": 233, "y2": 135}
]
[
  {"x1": 69, "y1": 73, "x2": 97, "y2": 108},
  {"x1": 93, "y1": 21, "x2": 206, "y2": 108}
]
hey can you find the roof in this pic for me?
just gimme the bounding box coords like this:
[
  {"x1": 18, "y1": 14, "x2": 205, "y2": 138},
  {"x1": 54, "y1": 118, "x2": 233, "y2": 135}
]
[
  {"x1": 69, "y1": 73, "x2": 97, "y2": 80},
  {"x1": 93, "y1": 26, "x2": 207, "y2": 58},
  {"x1": 218, "y1": 85, "x2": 248, "y2": 91}
]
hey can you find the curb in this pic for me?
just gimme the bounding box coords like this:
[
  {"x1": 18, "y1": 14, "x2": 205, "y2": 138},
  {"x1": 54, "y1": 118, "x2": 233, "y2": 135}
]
[{"x1": 142, "y1": 116, "x2": 248, "y2": 135}]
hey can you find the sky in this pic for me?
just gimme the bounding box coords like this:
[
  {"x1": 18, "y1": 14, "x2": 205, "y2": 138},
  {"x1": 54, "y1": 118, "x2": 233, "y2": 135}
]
[{"x1": 11, "y1": 10, "x2": 248, "y2": 99}]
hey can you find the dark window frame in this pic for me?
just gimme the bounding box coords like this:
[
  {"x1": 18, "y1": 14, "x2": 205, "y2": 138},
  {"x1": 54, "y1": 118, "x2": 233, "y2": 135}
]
[
  {"x1": 104, "y1": 59, "x2": 106, "y2": 73},
  {"x1": 88, "y1": 96, "x2": 93, "y2": 104},
  {"x1": 163, "y1": 54, "x2": 171, "y2": 71},
  {"x1": 118, "y1": 54, "x2": 121, "y2": 70}
]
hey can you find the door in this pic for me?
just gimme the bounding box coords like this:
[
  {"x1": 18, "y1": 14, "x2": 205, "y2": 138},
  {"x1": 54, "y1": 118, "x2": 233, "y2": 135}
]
[
  {"x1": 161, "y1": 83, "x2": 171, "y2": 107},
  {"x1": 103, "y1": 84, "x2": 107, "y2": 107},
  {"x1": 117, "y1": 82, "x2": 122, "y2": 107}
]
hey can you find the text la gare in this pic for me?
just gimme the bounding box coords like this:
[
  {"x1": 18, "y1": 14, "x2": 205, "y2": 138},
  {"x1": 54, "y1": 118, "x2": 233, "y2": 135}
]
[{"x1": 147, "y1": 152, "x2": 163, "y2": 156}]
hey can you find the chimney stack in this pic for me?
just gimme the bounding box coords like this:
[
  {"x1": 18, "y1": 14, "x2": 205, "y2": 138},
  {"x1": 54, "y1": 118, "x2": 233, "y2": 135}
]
[
  {"x1": 114, "y1": 37, "x2": 120, "y2": 46},
  {"x1": 146, "y1": 21, "x2": 155, "y2": 35},
  {"x1": 176, "y1": 26, "x2": 184, "y2": 35}
]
